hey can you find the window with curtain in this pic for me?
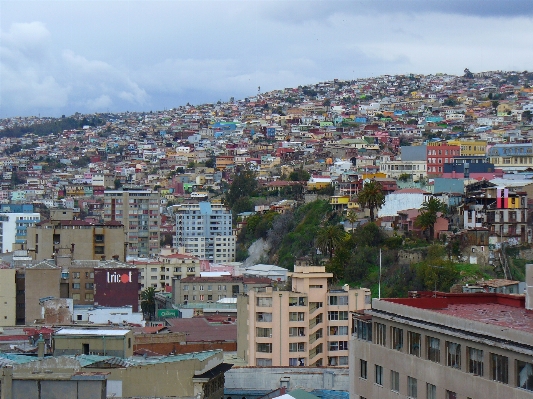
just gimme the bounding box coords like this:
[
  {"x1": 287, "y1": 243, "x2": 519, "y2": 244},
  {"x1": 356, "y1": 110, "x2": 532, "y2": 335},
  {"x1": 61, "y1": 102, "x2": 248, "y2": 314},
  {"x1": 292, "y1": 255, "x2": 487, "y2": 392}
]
[
  {"x1": 517, "y1": 360, "x2": 533, "y2": 391},
  {"x1": 446, "y1": 342, "x2": 461, "y2": 369},
  {"x1": 468, "y1": 347, "x2": 484, "y2": 376}
]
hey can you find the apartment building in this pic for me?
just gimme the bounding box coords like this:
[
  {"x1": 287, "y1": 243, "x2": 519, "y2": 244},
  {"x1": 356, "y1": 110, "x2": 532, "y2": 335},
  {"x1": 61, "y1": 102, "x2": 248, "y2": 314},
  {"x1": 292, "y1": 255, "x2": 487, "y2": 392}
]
[
  {"x1": 27, "y1": 213, "x2": 125, "y2": 262},
  {"x1": 488, "y1": 143, "x2": 533, "y2": 172},
  {"x1": 350, "y1": 266, "x2": 533, "y2": 399},
  {"x1": 103, "y1": 189, "x2": 161, "y2": 258},
  {"x1": 379, "y1": 159, "x2": 427, "y2": 181},
  {"x1": 0, "y1": 204, "x2": 40, "y2": 252},
  {"x1": 237, "y1": 261, "x2": 371, "y2": 368},
  {"x1": 173, "y1": 202, "x2": 235, "y2": 263},
  {"x1": 174, "y1": 275, "x2": 271, "y2": 305},
  {"x1": 0, "y1": 268, "x2": 16, "y2": 326},
  {"x1": 464, "y1": 186, "x2": 529, "y2": 243},
  {"x1": 426, "y1": 142, "x2": 460, "y2": 176},
  {"x1": 136, "y1": 253, "x2": 201, "y2": 291}
]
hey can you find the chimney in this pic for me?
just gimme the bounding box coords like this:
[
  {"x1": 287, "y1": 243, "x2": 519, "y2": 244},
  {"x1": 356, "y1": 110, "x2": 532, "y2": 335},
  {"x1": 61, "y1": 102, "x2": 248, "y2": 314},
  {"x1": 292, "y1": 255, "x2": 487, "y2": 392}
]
[
  {"x1": 526, "y1": 264, "x2": 533, "y2": 311},
  {"x1": 37, "y1": 334, "x2": 45, "y2": 358}
]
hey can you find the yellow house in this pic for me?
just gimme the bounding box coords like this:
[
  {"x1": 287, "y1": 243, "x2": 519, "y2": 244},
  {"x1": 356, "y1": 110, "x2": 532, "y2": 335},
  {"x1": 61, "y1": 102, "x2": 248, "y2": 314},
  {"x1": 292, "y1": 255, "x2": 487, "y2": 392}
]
[
  {"x1": 447, "y1": 139, "x2": 487, "y2": 156},
  {"x1": 307, "y1": 176, "x2": 332, "y2": 191}
]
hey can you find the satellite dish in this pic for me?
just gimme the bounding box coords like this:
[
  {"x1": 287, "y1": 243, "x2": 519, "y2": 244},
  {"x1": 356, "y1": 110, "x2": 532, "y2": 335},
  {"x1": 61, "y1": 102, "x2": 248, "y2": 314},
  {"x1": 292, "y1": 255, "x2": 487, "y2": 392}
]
[{"x1": 364, "y1": 178, "x2": 371, "y2": 185}]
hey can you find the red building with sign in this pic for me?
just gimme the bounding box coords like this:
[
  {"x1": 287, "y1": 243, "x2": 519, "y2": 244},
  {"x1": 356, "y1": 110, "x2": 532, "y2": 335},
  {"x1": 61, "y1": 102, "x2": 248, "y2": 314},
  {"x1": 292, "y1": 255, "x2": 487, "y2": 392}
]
[
  {"x1": 94, "y1": 267, "x2": 139, "y2": 312},
  {"x1": 426, "y1": 142, "x2": 460, "y2": 176}
]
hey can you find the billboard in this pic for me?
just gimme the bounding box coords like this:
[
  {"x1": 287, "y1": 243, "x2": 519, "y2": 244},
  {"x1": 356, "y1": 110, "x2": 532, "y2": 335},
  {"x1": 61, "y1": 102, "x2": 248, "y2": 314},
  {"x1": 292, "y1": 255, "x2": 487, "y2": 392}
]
[
  {"x1": 157, "y1": 309, "x2": 180, "y2": 319},
  {"x1": 94, "y1": 268, "x2": 139, "y2": 312}
]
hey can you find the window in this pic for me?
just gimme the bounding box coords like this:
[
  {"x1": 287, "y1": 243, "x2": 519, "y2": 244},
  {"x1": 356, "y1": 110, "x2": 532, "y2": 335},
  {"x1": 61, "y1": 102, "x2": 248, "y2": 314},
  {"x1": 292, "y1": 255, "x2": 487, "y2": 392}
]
[
  {"x1": 517, "y1": 360, "x2": 533, "y2": 391},
  {"x1": 356, "y1": 319, "x2": 372, "y2": 341},
  {"x1": 85, "y1": 283, "x2": 93, "y2": 289},
  {"x1": 72, "y1": 272, "x2": 80, "y2": 279},
  {"x1": 328, "y1": 311, "x2": 339, "y2": 320},
  {"x1": 446, "y1": 342, "x2": 461, "y2": 369},
  {"x1": 328, "y1": 326, "x2": 348, "y2": 336},
  {"x1": 256, "y1": 358, "x2": 272, "y2": 366},
  {"x1": 72, "y1": 293, "x2": 80, "y2": 300},
  {"x1": 207, "y1": 295, "x2": 212, "y2": 301},
  {"x1": 391, "y1": 370, "x2": 399, "y2": 392},
  {"x1": 257, "y1": 312, "x2": 272, "y2": 322},
  {"x1": 407, "y1": 376, "x2": 417, "y2": 398},
  {"x1": 360, "y1": 359, "x2": 367, "y2": 379},
  {"x1": 391, "y1": 327, "x2": 403, "y2": 351},
  {"x1": 329, "y1": 295, "x2": 348, "y2": 305},
  {"x1": 490, "y1": 353, "x2": 508, "y2": 384},
  {"x1": 374, "y1": 323, "x2": 386, "y2": 346},
  {"x1": 199, "y1": 295, "x2": 204, "y2": 301},
  {"x1": 468, "y1": 347, "x2": 484, "y2": 376},
  {"x1": 289, "y1": 327, "x2": 305, "y2": 337},
  {"x1": 445, "y1": 391, "x2": 457, "y2": 399},
  {"x1": 375, "y1": 365, "x2": 383, "y2": 385},
  {"x1": 289, "y1": 358, "x2": 299, "y2": 366},
  {"x1": 408, "y1": 331, "x2": 421, "y2": 357},
  {"x1": 72, "y1": 283, "x2": 80, "y2": 289},
  {"x1": 183, "y1": 295, "x2": 188, "y2": 301},
  {"x1": 257, "y1": 343, "x2": 272, "y2": 353},
  {"x1": 256, "y1": 297, "x2": 272, "y2": 307},
  {"x1": 427, "y1": 383, "x2": 436, "y2": 399},
  {"x1": 289, "y1": 312, "x2": 305, "y2": 321},
  {"x1": 183, "y1": 285, "x2": 189, "y2": 291},
  {"x1": 289, "y1": 342, "x2": 305, "y2": 352},
  {"x1": 427, "y1": 336, "x2": 440, "y2": 363},
  {"x1": 256, "y1": 327, "x2": 272, "y2": 337},
  {"x1": 85, "y1": 293, "x2": 94, "y2": 301},
  {"x1": 339, "y1": 356, "x2": 348, "y2": 366}
]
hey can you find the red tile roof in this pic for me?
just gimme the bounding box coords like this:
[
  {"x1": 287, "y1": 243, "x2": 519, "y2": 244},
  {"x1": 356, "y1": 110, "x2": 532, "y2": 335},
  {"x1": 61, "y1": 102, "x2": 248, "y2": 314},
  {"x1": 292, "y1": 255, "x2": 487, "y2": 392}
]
[{"x1": 385, "y1": 292, "x2": 533, "y2": 334}]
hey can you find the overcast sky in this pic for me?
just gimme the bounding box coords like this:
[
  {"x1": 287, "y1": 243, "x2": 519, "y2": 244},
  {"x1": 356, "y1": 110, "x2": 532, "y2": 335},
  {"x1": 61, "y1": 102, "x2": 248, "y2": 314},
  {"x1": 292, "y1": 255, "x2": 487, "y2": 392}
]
[{"x1": 1, "y1": 0, "x2": 533, "y2": 118}]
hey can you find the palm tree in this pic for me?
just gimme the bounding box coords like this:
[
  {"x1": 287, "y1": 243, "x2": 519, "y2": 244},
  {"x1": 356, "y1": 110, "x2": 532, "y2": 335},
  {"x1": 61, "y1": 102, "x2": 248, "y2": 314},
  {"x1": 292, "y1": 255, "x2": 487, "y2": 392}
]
[
  {"x1": 316, "y1": 225, "x2": 346, "y2": 260},
  {"x1": 357, "y1": 180, "x2": 385, "y2": 222},
  {"x1": 415, "y1": 197, "x2": 447, "y2": 240},
  {"x1": 345, "y1": 210, "x2": 358, "y2": 234},
  {"x1": 141, "y1": 287, "x2": 157, "y2": 321}
]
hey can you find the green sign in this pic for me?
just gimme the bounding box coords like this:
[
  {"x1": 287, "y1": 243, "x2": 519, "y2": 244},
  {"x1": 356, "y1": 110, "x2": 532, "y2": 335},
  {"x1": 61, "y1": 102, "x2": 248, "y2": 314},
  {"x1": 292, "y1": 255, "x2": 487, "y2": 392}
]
[{"x1": 157, "y1": 309, "x2": 180, "y2": 319}]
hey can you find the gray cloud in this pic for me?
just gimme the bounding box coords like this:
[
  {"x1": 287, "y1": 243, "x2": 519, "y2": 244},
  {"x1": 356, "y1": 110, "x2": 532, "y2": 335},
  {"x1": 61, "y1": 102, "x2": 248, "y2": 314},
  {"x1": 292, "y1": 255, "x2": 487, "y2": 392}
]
[{"x1": 1, "y1": 1, "x2": 532, "y2": 117}]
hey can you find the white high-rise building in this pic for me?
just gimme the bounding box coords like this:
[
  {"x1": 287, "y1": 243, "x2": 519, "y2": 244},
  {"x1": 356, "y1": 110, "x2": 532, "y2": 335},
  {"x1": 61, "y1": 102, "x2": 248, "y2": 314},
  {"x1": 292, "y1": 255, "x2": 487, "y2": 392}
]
[{"x1": 173, "y1": 202, "x2": 235, "y2": 263}]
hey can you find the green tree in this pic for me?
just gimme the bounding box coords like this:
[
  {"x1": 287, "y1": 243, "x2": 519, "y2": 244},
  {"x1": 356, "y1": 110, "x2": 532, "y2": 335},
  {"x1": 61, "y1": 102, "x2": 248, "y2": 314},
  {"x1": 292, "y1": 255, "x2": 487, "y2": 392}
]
[
  {"x1": 414, "y1": 245, "x2": 459, "y2": 292},
  {"x1": 140, "y1": 287, "x2": 156, "y2": 321},
  {"x1": 345, "y1": 210, "x2": 358, "y2": 234},
  {"x1": 205, "y1": 158, "x2": 215, "y2": 168},
  {"x1": 523, "y1": 110, "x2": 532, "y2": 123},
  {"x1": 316, "y1": 224, "x2": 346, "y2": 260},
  {"x1": 225, "y1": 166, "x2": 258, "y2": 211},
  {"x1": 415, "y1": 198, "x2": 447, "y2": 241},
  {"x1": 357, "y1": 180, "x2": 385, "y2": 222},
  {"x1": 289, "y1": 168, "x2": 310, "y2": 182}
]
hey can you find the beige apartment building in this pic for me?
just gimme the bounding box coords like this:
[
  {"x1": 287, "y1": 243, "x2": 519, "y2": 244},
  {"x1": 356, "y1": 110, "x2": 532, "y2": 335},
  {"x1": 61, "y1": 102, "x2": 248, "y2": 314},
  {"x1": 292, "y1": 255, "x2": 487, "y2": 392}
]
[
  {"x1": 0, "y1": 268, "x2": 16, "y2": 326},
  {"x1": 350, "y1": 264, "x2": 533, "y2": 399},
  {"x1": 135, "y1": 253, "x2": 201, "y2": 291},
  {"x1": 27, "y1": 208, "x2": 125, "y2": 262},
  {"x1": 237, "y1": 261, "x2": 371, "y2": 367}
]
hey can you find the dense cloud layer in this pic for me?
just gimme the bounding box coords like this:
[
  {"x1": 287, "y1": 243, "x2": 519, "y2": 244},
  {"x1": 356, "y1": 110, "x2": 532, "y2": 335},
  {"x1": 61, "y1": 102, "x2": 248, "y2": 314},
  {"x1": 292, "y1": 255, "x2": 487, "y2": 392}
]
[{"x1": 1, "y1": 0, "x2": 532, "y2": 117}]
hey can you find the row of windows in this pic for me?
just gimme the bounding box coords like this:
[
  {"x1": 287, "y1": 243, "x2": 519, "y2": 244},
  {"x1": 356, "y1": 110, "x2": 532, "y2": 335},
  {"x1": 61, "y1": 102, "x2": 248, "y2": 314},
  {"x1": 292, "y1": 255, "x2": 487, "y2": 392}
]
[
  {"x1": 183, "y1": 294, "x2": 225, "y2": 301},
  {"x1": 368, "y1": 322, "x2": 533, "y2": 390},
  {"x1": 183, "y1": 284, "x2": 226, "y2": 291},
  {"x1": 362, "y1": 361, "x2": 458, "y2": 399}
]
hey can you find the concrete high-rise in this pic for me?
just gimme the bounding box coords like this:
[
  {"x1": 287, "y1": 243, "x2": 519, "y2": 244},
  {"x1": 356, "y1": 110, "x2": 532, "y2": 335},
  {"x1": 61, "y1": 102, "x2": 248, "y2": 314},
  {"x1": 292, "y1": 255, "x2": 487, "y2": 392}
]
[
  {"x1": 173, "y1": 202, "x2": 235, "y2": 263},
  {"x1": 104, "y1": 190, "x2": 161, "y2": 259}
]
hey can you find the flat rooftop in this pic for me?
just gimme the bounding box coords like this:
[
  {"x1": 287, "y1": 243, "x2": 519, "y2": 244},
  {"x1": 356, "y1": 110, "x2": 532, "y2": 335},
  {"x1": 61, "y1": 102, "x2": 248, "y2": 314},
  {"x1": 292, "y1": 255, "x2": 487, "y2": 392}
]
[
  {"x1": 55, "y1": 328, "x2": 130, "y2": 336},
  {"x1": 383, "y1": 292, "x2": 533, "y2": 334}
]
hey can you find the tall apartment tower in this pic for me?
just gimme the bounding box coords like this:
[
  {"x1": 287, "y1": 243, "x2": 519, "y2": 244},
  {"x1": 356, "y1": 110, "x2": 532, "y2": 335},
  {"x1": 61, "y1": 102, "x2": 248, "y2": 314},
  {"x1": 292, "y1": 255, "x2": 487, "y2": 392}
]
[
  {"x1": 173, "y1": 201, "x2": 235, "y2": 263},
  {"x1": 104, "y1": 190, "x2": 161, "y2": 259},
  {"x1": 237, "y1": 261, "x2": 371, "y2": 367}
]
